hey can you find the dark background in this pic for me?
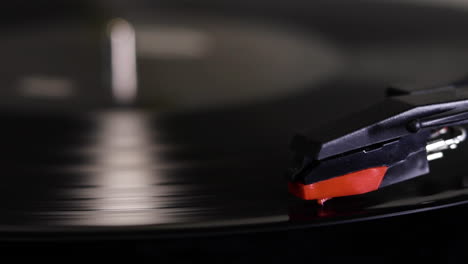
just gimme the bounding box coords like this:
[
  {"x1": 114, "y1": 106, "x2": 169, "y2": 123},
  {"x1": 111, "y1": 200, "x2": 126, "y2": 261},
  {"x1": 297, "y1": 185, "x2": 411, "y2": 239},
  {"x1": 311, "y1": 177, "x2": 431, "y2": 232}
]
[{"x1": 1, "y1": 0, "x2": 468, "y2": 262}]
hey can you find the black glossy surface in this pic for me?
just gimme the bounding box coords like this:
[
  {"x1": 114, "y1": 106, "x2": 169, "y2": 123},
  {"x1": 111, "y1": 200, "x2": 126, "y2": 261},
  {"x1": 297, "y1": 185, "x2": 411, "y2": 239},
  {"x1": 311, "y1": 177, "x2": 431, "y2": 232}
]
[{"x1": 2, "y1": 0, "x2": 468, "y2": 239}]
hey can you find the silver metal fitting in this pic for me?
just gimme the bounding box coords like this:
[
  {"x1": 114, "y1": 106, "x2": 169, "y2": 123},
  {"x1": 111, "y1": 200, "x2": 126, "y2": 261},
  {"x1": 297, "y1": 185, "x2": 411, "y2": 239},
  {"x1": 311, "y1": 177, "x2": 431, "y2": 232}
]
[{"x1": 426, "y1": 126, "x2": 467, "y2": 161}]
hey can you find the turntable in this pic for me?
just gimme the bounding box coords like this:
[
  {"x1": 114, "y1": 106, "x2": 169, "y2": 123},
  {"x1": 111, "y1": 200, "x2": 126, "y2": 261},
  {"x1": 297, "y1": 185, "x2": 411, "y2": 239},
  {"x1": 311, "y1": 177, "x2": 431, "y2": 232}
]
[{"x1": 1, "y1": 0, "x2": 468, "y2": 261}]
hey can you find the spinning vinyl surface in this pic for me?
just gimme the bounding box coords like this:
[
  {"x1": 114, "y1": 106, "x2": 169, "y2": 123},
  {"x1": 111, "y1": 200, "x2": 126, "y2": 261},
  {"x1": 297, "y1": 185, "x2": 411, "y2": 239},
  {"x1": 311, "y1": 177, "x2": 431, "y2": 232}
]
[{"x1": 2, "y1": 0, "x2": 468, "y2": 244}]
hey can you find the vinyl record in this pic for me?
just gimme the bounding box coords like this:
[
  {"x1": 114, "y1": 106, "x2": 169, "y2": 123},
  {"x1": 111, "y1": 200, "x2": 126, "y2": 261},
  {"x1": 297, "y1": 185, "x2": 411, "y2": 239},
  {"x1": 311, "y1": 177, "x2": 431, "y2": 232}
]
[{"x1": 2, "y1": 0, "x2": 468, "y2": 242}]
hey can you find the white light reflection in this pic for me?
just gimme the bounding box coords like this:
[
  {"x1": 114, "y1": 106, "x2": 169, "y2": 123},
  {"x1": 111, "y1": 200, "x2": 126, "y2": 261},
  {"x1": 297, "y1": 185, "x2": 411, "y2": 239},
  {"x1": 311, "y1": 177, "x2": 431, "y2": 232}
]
[
  {"x1": 94, "y1": 112, "x2": 155, "y2": 189},
  {"x1": 58, "y1": 111, "x2": 196, "y2": 226},
  {"x1": 89, "y1": 112, "x2": 172, "y2": 225},
  {"x1": 109, "y1": 19, "x2": 138, "y2": 105}
]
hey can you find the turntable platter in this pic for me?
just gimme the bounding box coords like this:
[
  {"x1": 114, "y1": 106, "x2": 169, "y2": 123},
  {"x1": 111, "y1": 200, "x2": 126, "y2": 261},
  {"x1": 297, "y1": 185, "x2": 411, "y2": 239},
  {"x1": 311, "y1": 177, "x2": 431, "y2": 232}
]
[{"x1": 1, "y1": 0, "x2": 468, "y2": 239}]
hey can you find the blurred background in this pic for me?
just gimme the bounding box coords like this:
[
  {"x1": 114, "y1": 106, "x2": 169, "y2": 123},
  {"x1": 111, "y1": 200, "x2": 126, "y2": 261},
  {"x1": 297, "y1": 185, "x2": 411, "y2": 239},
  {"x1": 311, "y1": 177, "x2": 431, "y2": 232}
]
[
  {"x1": 3, "y1": 0, "x2": 468, "y2": 113},
  {"x1": 3, "y1": 1, "x2": 468, "y2": 262}
]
